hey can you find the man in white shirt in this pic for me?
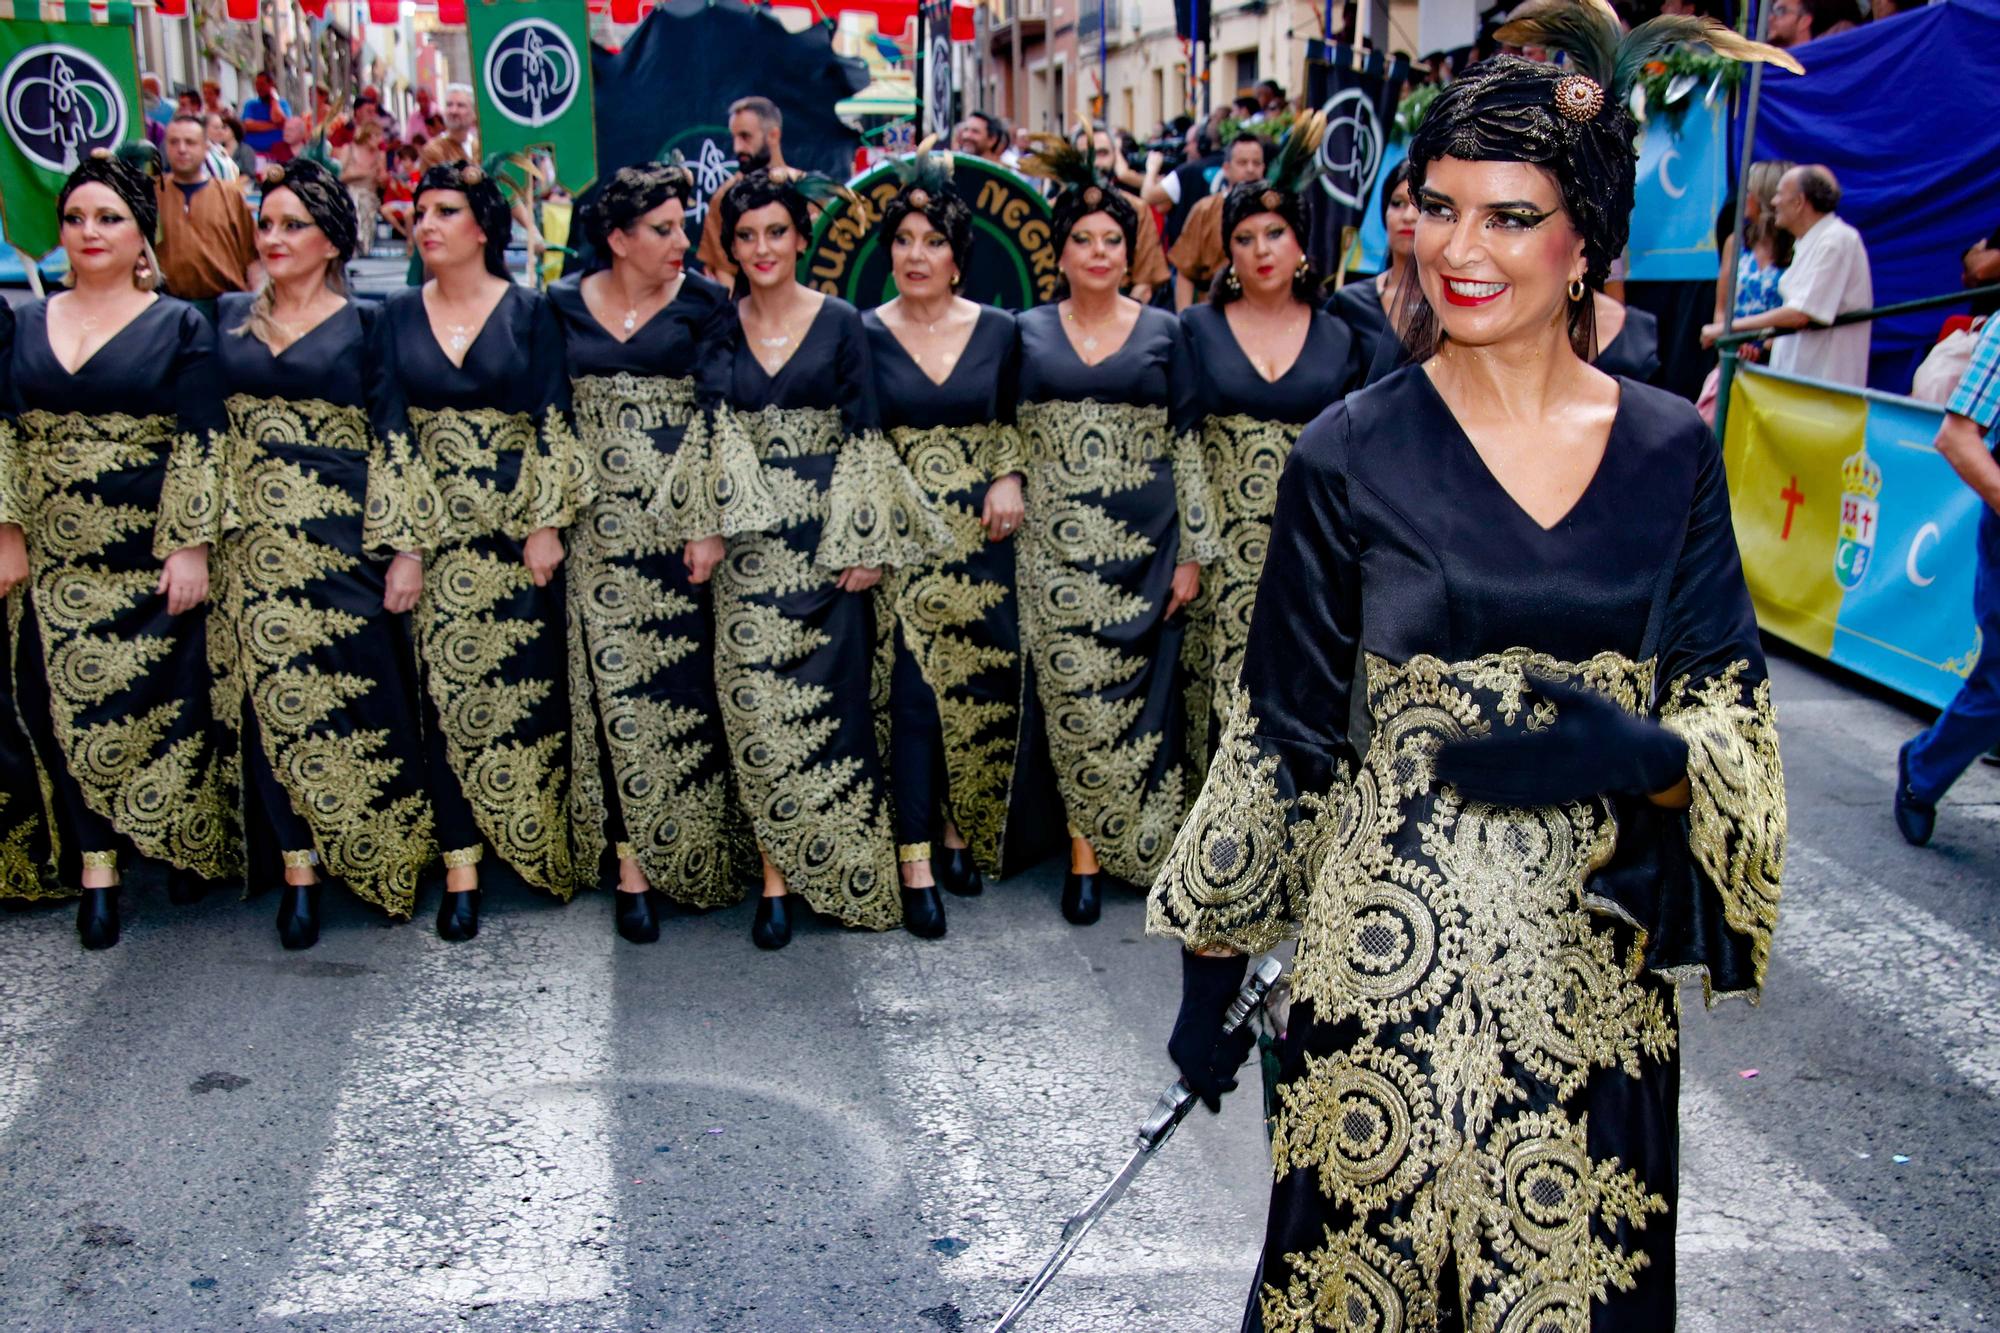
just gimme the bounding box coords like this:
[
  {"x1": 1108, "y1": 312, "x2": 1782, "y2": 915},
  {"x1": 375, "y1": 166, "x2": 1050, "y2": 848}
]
[{"x1": 1727, "y1": 164, "x2": 1874, "y2": 386}]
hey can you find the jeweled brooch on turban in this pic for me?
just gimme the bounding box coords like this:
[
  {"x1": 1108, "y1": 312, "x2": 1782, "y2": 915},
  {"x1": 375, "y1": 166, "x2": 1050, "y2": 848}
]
[{"x1": 1553, "y1": 74, "x2": 1605, "y2": 122}]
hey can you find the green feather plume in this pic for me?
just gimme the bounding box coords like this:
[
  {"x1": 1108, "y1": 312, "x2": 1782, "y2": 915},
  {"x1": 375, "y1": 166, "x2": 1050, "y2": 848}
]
[
  {"x1": 1264, "y1": 110, "x2": 1326, "y2": 196},
  {"x1": 1019, "y1": 132, "x2": 1105, "y2": 194},
  {"x1": 1495, "y1": 0, "x2": 1803, "y2": 103},
  {"x1": 893, "y1": 134, "x2": 957, "y2": 196}
]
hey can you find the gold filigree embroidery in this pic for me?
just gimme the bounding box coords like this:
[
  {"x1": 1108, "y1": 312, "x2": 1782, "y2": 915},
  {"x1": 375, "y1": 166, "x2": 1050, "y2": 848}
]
[
  {"x1": 566, "y1": 372, "x2": 742, "y2": 908},
  {"x1": 818, "y1": 430, "x2": 949, "y2": 571},
  {"x1": 1661, "y1": 663, "x2": 1785, "y2": 1003},
  {"x1": 408, "y1": 405, "x2": 592, "y2": 546}
]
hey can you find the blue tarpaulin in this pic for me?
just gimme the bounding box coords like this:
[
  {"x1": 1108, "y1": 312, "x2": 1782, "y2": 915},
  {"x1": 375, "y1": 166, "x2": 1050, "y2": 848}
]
[{"x1": 1743, "y1": 0, "x2": 2000, "y2": 392}]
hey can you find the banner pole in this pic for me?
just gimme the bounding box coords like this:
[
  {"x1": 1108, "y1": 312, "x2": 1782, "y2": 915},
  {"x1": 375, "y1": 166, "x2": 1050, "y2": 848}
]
[
  {"x1": 1714, "y1": 0, "x2": 1772, "y2": 440},
  {"x1": 16, "y1": 249, "x2": 44, "y2": 300}
]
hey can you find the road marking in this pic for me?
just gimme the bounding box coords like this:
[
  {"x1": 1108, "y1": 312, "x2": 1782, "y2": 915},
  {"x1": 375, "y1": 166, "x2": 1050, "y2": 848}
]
[
  {"x1": 0, "y1": 912, "x2": 117, "y2": 1140},
  {"x1": 262, "y1": 905, "x2": 622, "y2": 1319},
  {"x1": 852, "y1": 920, "x2": 1262, "y2": 1327},
  {"x1": 1782, "y1": 844, "x2": 2000, "y2": 1098}
]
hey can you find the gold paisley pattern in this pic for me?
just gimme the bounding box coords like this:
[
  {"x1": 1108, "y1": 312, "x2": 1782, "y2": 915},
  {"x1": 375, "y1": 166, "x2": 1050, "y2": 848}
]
[
  {"x1": 14, "y1": 409, "x2": 239, "y2": 879},
  {"x1": 885, "y1": 422, "x2": 1027, "y2": 872},
  {"x1": 710, "y1": 403, "x2": 901, "y2": 930},
  {"x1": 408, "y1": 404, "x2": 591, "y2": 547},
  {"x1": 566, "y1": 373, "x2": 741, "y2": 908},
  {"x1": 220, "y1": 395, "x2": 435, "y2": 916},
  {"x1": 1184, "y1": 413, "x2": 1303, "y2": 776},
  {"x1": 1016, "y1": 398, "x2": 1203, "y2": 884},
  {"x1": 413, "y1": 406, "x2": 581, "y2": 897},
  {"x1": 1152, "y1": 648, "x2": 1785, "y2": 1331}
]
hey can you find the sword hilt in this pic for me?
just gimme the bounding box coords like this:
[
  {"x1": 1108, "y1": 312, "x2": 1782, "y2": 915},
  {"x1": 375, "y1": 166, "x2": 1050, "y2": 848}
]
[{"x1": 1138, "y1": 955, "x2": 1281, "y2": 1151}]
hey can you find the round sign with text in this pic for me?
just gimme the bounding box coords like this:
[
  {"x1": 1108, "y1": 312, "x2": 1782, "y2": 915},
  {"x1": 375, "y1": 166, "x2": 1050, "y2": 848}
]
[
  {"x1": 1, "y1": 43, "x2": 127, "y2": 173},
  {"x1": 806, "y1": 153, "x2": 1056, "y2": 311},
  {"x1": 482, "y1": 18, "x2": 580, "y2": 128}
]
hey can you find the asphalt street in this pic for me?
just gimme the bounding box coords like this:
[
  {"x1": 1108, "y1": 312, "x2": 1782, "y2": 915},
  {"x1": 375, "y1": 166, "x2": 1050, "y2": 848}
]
[{"x1": 0, "y1": 644, "x2": 1996, "y2": 1332}]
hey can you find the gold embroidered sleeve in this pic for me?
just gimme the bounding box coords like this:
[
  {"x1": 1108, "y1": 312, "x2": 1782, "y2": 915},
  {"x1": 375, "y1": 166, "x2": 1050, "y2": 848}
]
[
  {"x1": 648, "y1": 404, "x2": 785, "y2": 541},
  {"x1": 1172, "y1": 428, "x2": 1221, "y2": 566},
  {"x1": 1660, "y1": 662, "x2": 1786, "y2": 1003},
  {"x1": 1147, "y1": 679, "x2": 1353, "y2": 955},
  {"x1": 154, "y1": 427, "x2": 231, "y2": 556},
  {"x1": 815, "y1": 429, "x2": 951, "y2": 571},
  {"x1": 502, "y1": 409, "x2": 593, "y2": 540},
  {"x1": 0, "y1": 419, "x2": 25, "y2": 528},
  {"x1": 363, "y1": 428, "x2": 437, "y2": 556},
  {"x1": 975, "y1": 423, "x2": 1027, "y2": 481}
]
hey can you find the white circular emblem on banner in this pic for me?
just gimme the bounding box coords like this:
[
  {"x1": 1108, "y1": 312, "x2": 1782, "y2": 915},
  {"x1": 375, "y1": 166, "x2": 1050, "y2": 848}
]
[
  {"x1": 927, "y1": 34, "x2": 953, "y2": 140},
  {"x1": 1316, "y1": 88, "x2": 1383, "y2": 210},
  {"x1": 482, "y1": 18, "x2": 580, "y2": 128},
  {"x1": 1, "y1": 43, "x2": 128, "y2": 173}
]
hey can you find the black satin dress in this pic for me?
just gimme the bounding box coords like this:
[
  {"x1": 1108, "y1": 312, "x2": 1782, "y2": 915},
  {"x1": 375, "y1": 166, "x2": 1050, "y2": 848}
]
[
  {"x1": 1595, "y1": 304, "x2": 1663, "y2": 384},
  {"x1": 0, "y1": 302, "x2": 54, "y2": 900},
  {"x1": 692, "y1": 296, "x2": 942, "y2": 930},
  {"x1": 1178, "y1": 302, "x2": 1356, "y2": 772},
  {"x1": 6, "y1": 297, "x2": 240, "y2": 886},
  {"x1": 1015, "y1": 303, "x2": 1215, "y2": 886},
  {"x1": 550, "y1": 271, "x2": 745, "y2": 909},
  {"x1": 1150, "y1": 367, "x2": 1785, "y2": 1332},
  {"x1": 1328, "y1": 275, "x2": 1404, "y2": 387},
  {"x1": 864, "y1": 304, "x2": 1030, "y2": 878},
  {"x1": 213, "y1": 296, "x2": 435, "y2": 916},
  {"x1": 378, "y1": 284, "x2": 592, "y2": 897}
]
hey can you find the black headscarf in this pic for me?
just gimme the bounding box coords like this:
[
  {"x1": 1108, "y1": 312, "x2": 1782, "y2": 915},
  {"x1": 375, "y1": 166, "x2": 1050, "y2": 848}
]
[
  {"x1": 414, "y1": 160, "x2": 513, "y2": 280},
  {"x1": 257, "y1": 157, "x2": 360, "y2": 265},
  {"x1": 877, "y1": 180, "x2": 975, "y2": 280},
  {"x1": 581, "y1": 161, "x2": 695, "y2": 255},
  {"x1": 58, "y1": 149, "x2": 158, "y2": 242}
]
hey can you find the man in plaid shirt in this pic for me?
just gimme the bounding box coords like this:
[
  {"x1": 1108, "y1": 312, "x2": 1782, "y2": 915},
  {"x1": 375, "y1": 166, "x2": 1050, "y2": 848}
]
[{"x1": 1898, "y1": 316, "x2": 2000, "y2": 843}]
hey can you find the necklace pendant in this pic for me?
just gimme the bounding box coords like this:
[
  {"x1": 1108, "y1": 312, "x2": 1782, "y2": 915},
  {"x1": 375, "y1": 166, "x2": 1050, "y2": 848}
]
[
  {"x1": 622, "y1": 309, "x2": 638, "y2": 333},
  {"x1": 1081, "y1": 334, "x2": 1099, "y2": 354}
]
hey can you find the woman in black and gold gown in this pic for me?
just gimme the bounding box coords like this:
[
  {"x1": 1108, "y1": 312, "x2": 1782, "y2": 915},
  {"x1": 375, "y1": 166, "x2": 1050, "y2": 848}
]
[
  {"x1": 381, "y1": 160, "x2": 590, "y2": 941},
  {"x1": 863, "y1": 157, "x2": 1028, "y2": 930},
  {"x1": 691, "y1": 168, "x2": 942, "y2": 950},
  {"x1": 1179, "y1": 115, "x2": 1356, "y2": 771},
  {"x1": 7, "y1": 153, "x2": 239, "y2": 948},
  {"x1": 215, "y1": 158, "x2": 434, "y2": 949},
  {"x1": 1327, "y1": 158, "x2": 1416, "y2": 387},
  {"x1": 1016, "y1": 137, "x2": 1215, "y2": 927},
  {"x1": 552, "y1": 161, "x2": 744, "y2": 944},
  {"x1": 0, "y1": 301, "x2": 54, "y2": 905},
  {"x1": 1153, "y1": 24, "x2": 1796, "y2": 1330}
]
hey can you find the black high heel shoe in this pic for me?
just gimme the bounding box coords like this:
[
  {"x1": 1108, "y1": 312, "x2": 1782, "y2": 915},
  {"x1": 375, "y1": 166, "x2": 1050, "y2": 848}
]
[
  {"x1": 1060, "y1": 871, "x2": 1102, "y2": 926},
  {"x1": 751, "y1": 894, "x2": 792, "y2": 951},
  {"x1": 166, "y1": 868, "x2": 207, "y2": 906},
  {"x1": 276, "y1": 883, "x2": 320, "y2": 951},
  {"x1": 936, "y1": 847, "x2": 983, "y2": 898},
  {"x1": 614, "y1": 889, "x2": 660, "y2": 944},
  {"x1": 901, "y1": 886, "x2": 947, "y2": 939},
  {"x1": 436, "y1": 888, "x2": 480, "y2": 942},
  {"x1": 76, "y1": 887, "x2": 119, "y2": 950}
]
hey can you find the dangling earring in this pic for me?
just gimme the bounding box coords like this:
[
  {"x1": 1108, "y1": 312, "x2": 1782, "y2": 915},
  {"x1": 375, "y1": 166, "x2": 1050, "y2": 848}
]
[
  {"x1": 1223, "y1": 267, "x2": 1242, "y2": 297},
  {"x1": 1294, "y1": 256, "x2": 1311, "y2": 283},
  {"x1": 1567, "y1": 277, "x2": 1586, "y2": 302}
]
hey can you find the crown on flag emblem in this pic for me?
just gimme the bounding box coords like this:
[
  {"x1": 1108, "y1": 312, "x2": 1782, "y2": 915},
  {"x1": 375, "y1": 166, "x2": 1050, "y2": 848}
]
[{"x1": 1834, "y1": 447, "x2": 1882, "y2": 591}]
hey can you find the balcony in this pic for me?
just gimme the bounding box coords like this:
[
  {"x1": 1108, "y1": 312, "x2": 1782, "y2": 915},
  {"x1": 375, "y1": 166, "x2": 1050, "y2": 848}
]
[{"x1": 1075, "y1": 0, "x2": 1119, "y2": 37}]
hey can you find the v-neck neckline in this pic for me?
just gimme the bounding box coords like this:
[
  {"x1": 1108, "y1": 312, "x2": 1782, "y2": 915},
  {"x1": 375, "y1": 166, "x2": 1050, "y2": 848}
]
[
  {"x1": 743, "y1": 296, "x2": 829, "y2": 382},
  {"x1": 877, "y1": 304, "x2": 983, "y2": 390},
  {"x1": 46, "y1": 293, "x2": 162, "y2": 378},
  {"x1": 423, "y1": 282, "x2": 511, "y2": 370},
  {"x1": 269, "y1": 299, "x2": 353, "y2": 361},
  {"x1": 1417, "y1": 366, "x2": 1625, "y2": 535},
  {"x1": 1220, "y1": 304, "x2": 1311, "y2": 386},
  {"x1": 577, "y1": 271, "x2": 685, "y2": 346},
  {"x1": 1056, "y1": 300, "x2": 1143, "y2": 368}
]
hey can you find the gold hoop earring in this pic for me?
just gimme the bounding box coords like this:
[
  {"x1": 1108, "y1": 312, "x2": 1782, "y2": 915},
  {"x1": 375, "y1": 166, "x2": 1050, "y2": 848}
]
[
  {"x1": 1568, "y1": 277, "x2": 1586, "y2": 302},
  {"x1": 949, "y1": 271, "x2": 961, "y2": 289}
]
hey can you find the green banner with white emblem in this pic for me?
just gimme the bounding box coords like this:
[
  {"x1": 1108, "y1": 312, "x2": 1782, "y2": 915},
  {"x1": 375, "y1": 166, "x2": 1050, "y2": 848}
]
[
  {"x1": 465, "y1": 0, "x2": 598, "y2": 195},
  {"x1": 0, "y1": 19, "x2": 142, "y2": 260}
]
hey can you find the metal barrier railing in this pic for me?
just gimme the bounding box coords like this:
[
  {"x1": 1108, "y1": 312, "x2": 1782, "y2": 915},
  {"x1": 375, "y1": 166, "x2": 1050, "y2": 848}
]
[{"x1": 1713, "y1": 282, "x2": 2000, "y2": 439}]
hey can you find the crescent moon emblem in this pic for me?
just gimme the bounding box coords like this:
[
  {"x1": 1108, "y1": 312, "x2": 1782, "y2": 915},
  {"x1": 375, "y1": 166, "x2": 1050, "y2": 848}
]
[
  {"x1": 1907, "y1": 523, "x2": 1940, "y2": 587},
  {"x1": 1658, "y1": 148, "x2": 1687, "y2": 200}
]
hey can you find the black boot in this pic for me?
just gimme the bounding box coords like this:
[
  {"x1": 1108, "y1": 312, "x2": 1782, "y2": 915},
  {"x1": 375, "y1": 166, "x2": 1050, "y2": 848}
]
[
  {"x1": 614, "y1": 889, "x2": 660, "y2": 944},
  {"x1": 436, "y1": 888, "x2": 480, "y2": 942},
  {"x1": 1060, "y1": 871, "x2": 1102, "y2": 926},
  {"x1": 901, "y1": 886, "x2": 947, "y2": 939},
  {"x1": 936, "y1": 846, "x2": 984, "y2": 898},
  {"x1": 751, "y1": 894, "x2": 792, "y2": 951},
  {"x1": 166, "y1": 868, "x2": 207, "y2": 906},
  {"x1": 276, "y1": 884, "x2": 320, "y2": 951},
  {"x1": 76, "y1": 887, "x2": 119, "y2": 950}
]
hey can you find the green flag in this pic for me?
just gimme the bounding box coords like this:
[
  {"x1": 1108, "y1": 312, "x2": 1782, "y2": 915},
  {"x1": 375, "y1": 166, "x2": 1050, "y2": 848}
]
[
  {"x1": 0, "y1": 19, "x2": 141, "y2": 260},
  {"x1": 465, "y1": 0, "x2": 597, "y2": 195}
]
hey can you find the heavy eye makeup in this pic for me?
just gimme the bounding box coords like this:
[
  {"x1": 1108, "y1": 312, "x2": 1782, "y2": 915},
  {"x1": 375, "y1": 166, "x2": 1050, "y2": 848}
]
[
  {"x1": 63, "y1": 210, "x2": 130, "y2": 228},
  {"x1": 1417, "y1": 189, "x2": 1557, "y2": 231}
]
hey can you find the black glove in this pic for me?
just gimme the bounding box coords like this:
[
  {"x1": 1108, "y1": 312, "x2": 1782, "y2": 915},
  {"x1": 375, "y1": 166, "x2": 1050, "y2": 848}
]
[
  {"x1": 1167, "y1": 950, "x2": 1258, "y2": 1114},
  {"x1": 1433, "y1": 674, "x2": 1689, "y2": 808}
]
